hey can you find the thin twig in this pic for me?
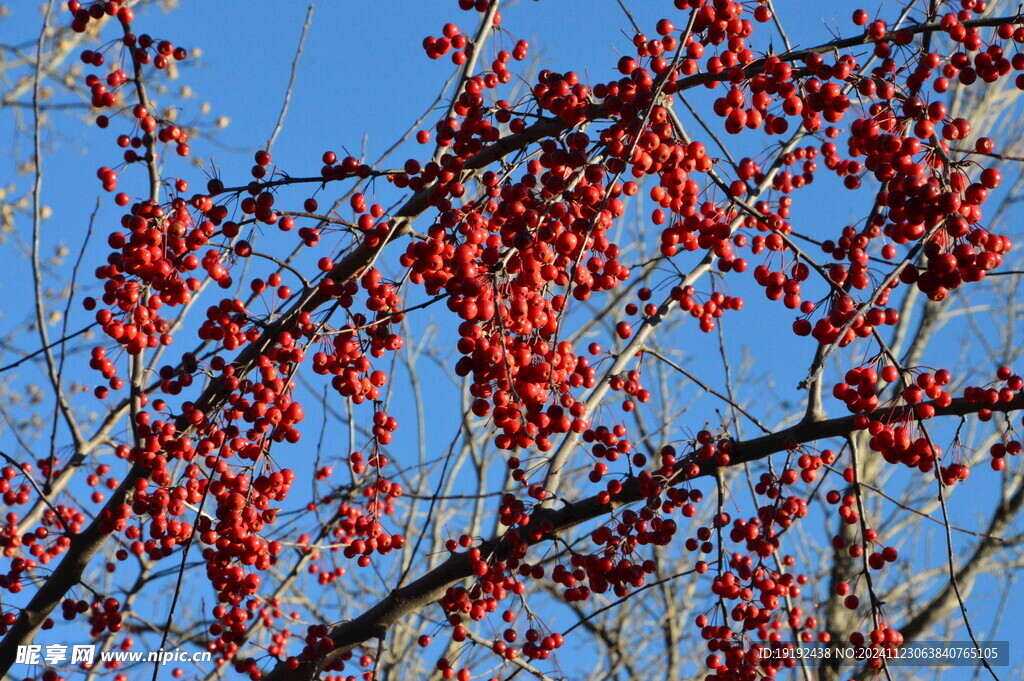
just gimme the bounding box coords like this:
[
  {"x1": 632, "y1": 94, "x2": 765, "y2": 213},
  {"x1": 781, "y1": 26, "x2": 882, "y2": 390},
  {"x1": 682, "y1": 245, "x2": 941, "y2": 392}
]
[{"x1": 266, "y1": 5, "x2": 314, "y2": 152}]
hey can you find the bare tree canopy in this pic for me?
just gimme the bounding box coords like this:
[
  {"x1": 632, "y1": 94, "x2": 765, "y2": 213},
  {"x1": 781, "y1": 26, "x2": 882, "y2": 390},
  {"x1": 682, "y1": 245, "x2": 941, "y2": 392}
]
[{"x1": 1, "y1": 2, "x2": 1023, "y2": 681}]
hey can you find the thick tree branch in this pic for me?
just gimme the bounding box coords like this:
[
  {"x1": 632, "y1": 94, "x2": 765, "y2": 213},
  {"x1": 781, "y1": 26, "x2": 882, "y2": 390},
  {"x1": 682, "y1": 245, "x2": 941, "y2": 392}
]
[{"x1": 264, "y1": 392, "x2": 1024, "y2": 680}]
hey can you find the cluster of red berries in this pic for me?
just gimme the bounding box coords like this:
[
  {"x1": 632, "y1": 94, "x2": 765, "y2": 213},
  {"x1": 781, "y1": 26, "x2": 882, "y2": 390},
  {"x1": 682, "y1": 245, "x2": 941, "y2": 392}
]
[
  {"x1": 11, "y1": 1, "x2": 1024, "y2": 679},
  {"x1": 963, "y1": 364, "x2": 1023, "y2": 420},
  {"x1": 834, "y1": 365, "x2": 953, "y2": 416},
  {"x1": 423, "y1": 23, "x2": 470, "y2": 64},
  {"x1": 69, "y1": 0, "x2": 133, "y2": 33},
  {"x1": 697, "y1": 554, "x2": 811, "y2": 678}
]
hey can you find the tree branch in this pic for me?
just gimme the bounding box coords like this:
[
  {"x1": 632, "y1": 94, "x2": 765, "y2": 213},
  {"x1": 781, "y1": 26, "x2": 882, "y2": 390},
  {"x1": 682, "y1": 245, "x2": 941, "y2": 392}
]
[{"x1": 263, "y1": 391, "x2": 1024, "y2": 680}]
